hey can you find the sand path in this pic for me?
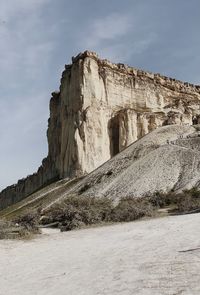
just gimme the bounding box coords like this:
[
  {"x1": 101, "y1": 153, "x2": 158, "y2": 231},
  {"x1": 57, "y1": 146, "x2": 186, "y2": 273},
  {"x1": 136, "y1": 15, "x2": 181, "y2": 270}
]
[{"x1": 0, "y1": 214, "x2": 200, "y2": 295}]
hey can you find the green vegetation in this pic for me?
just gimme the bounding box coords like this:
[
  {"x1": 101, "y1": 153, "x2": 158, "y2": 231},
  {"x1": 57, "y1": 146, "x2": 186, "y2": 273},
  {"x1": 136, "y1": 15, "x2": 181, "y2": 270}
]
[
  {"x1": 0, "y1": 213, "x2": 40, "y2": 240},
  {"x1": 109, "y1": 197, "x2": 155, "y2": 222},
  {"x1": 1, "y1": 187, "x2": 200, "y2": 238},
  {"x1": 40, "y1": 196, "x2": 114, "y2": 231},
  {"x1": 40, "y1": 195, "x2": 155, "y2": 231},
  {"x1": 149, "y1": 188, "x2": 200, "y2": 213},
  {"x1": 41, "y1": 188, "x2": 200, "y2": 231}
]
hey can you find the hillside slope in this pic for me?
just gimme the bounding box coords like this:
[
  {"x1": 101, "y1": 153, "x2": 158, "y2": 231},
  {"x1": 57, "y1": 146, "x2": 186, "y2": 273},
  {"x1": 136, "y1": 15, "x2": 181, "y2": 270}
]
[
  {"x1": 69, "y1": 124, "x2": 200, "y2": 199},
  {"x1": 2, "y1": 50, "x2": 200, "y2": 212},
  {"x1": 2, "y1": 124, "x2": 200, "y2": 218}
]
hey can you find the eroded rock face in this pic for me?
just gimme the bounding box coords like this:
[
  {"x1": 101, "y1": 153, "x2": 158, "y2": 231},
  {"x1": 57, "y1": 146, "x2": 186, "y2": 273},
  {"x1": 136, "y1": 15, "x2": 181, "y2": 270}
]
[
  {"x1": 69, "y1": 125, "x2": 200, "y2": 199},
  {"x1": 55, "y1": 51, "x2": 200, "y2": 178},
  {"x1": 1, "y1": 50, "x2": 200, "y2": 209}
]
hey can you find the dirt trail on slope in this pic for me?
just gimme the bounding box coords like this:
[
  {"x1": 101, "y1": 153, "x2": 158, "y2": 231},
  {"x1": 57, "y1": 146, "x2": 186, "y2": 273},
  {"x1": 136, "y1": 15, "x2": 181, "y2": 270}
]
[{"x1": 0, "y1": 214, "x2": 200, "y2": 295}]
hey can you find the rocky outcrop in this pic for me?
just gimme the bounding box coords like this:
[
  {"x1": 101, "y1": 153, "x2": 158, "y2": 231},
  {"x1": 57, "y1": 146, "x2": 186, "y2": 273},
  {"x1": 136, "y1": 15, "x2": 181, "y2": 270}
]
[
  {"x1": 68, "y1": 125, "x2": 200, "y2": 199},
  {"x1": 49, "y1": 51, "x2": 200, "y2": 179},
  {"x1": 2, "y1": 125, "x2": 200, "y2": 219},
  {"x1": 1, "y1": 50, "x2": 200, "y2": 210}
]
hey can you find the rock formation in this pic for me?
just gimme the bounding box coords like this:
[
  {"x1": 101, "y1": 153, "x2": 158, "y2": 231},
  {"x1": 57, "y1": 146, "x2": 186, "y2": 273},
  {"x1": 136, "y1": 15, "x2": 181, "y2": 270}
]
[
  {"x1": 2, "y1": 124, "x2": 200, "y2": 219},
  {"x1": 1, "y1": 50, "x2": 200, "y2": 210},
  {"x1": 69, "y1": 125, "x2": 200, "y2": 199}
]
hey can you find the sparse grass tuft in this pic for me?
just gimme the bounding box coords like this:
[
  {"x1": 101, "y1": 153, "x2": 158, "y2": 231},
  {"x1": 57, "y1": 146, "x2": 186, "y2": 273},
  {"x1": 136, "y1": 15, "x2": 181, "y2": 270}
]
[{"x1": 0, "y1": 217, "x2": 40, "y2": 240}]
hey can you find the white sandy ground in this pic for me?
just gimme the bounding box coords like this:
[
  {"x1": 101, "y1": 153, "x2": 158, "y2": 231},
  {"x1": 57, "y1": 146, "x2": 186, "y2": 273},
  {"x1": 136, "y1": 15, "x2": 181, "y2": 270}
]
[{"x1": 0, "y1": 214, "x2": 200, "y2": 295}]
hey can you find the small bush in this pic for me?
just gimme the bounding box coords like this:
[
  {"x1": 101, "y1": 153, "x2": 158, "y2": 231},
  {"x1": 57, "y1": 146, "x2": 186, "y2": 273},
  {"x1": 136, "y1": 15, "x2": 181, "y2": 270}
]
[
  {"x1": 149, "y1": 188, "x2": 200, "y2": 214},
  {"x1": 0, "y1": 218, "x2": 39, "y2": 240},
  {"x1": 176, "y1": 194, "x2": 200, "y2": 213},
  {"x1": 184, "y1": 187, "x2": 200, "y2": 199},
  {"x1": 110, "y1": 197, "x2": 154, "y2": 222},
  {"x1": 148, "y1": 191, "x2": 180, "y2": 208},
  {"x1": 41, "y1": 196, "x2": 113, "y2": 230},
  {"x1": 15, "y1": 212, "x2": 39, "y2": 230},
  {"x1": 0, "y1": 220, "x2": 13, "y2": 239},
  {"x1": 41, "y1": 195, "x2": 155, "y2": 231}
]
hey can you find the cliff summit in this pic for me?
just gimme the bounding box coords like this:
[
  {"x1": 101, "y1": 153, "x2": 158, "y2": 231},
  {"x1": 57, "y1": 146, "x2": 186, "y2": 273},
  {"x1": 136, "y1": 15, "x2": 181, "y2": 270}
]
[{"x1": 1, "y1": 50, "x2": 200, "y2": 210}]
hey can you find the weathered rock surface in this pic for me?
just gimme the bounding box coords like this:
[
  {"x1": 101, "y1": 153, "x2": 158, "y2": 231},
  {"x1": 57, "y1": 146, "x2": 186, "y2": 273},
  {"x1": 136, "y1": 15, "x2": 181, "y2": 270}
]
[
  {"x1": 2, "y1": 124, "x2": 200, "y2": 218},
  {"x1": 1, "y1": 51, "x2": 200, "y2": 210},
  {"x1": 67, "y1": 125, "x2": 200, "y2": 199}
]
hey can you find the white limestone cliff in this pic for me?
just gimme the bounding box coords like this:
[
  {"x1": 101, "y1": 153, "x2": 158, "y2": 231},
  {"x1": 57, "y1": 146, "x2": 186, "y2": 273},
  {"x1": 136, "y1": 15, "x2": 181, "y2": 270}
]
[
  {"x1": 53, "y1": 51, "x2": 200, "y2": 178},
  {"x1": 1, "y1": 50, "x2": 200, "y2": 209}
]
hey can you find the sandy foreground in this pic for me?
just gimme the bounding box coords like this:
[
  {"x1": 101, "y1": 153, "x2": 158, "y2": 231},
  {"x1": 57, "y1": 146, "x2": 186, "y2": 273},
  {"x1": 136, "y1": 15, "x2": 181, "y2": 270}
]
[{"x1": 0, "y1": 214, "x2": 200, "y2": 295}]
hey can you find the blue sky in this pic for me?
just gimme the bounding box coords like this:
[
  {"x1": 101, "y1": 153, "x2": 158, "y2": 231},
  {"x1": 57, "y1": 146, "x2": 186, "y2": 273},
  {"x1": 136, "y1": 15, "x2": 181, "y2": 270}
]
[{"x1": 0, "y1": 0, "x2": 200, "y2": 190}]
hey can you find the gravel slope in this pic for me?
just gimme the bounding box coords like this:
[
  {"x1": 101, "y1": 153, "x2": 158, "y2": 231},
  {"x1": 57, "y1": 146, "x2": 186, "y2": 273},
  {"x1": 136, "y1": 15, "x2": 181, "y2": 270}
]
[
  {"x1": 2, "y1": 124, "x2": 200, "y2": 218},
  {"x1": 65, "y1": 124, "x2": 200, "y2": 199},
  {"x1": 0, "y1": 213, "x2": 200, "y2": 295}
]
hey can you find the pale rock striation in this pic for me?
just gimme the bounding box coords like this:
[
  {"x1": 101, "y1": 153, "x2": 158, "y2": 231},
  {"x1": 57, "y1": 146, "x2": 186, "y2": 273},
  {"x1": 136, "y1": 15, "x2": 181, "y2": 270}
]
[
  {"x1": 2, "y1": 124, "x2": 200, "y2": 219},
  {"x1": 1, "y1": 51, "x2": 200, "y2": 210},
  {"x1": 67, "y1": 125, "x2": 200, "y2": 199}
]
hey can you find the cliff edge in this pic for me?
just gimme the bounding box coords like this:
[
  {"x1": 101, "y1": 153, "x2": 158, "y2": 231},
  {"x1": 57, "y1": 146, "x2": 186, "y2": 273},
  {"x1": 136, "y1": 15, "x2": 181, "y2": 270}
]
[{"x1": 1, "y1": 50, "x2": 200, "y2": 210}]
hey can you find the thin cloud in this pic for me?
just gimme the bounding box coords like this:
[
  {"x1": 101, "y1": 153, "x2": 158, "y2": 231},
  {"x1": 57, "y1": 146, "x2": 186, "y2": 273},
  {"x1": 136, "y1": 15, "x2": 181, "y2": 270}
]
[
  {"x1": 0, "y1": 0, "x2": 54, "y2": 82},
  {"x1": 95, "y1": 33, "x2": 157, "y2": 63},
  {"x1": 85, "y1": 13, "x2": 132, "y2": 48},
  {"x1": 80, "y1": 11, "x2": 157, "y2": 63},
  {"x1": 0, "y1": 0, "x2": 50, "y2": 19}
]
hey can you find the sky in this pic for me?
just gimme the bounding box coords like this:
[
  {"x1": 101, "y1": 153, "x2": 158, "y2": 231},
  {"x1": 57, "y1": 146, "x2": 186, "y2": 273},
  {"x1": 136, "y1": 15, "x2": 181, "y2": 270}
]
[{"x1": 0, "y1": 0, "x2": 200, "y2": 190}]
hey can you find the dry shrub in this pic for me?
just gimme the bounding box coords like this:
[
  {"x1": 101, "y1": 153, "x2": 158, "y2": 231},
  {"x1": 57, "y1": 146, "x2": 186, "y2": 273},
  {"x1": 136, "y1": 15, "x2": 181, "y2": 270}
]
[
  {"x1": 176, "y1": 194, "x2": 200, "y2": 213},
  {"x1": 6, "y1": 187, "x2": 199, "y2": 235},
  {"x1": 0, "y1": 218, "x2": 39, "y2": 240},
  {"x1": 148, "y1": 191, "x2": 180, "y2": 208},
  {"x1": 110, "y1": 197, "x2": 155, "y2": 222},
  {"x1": 41, "y1": 196, "x2": 113, "y2": 231},
  {"x1": 149, "y1": 188, "x2": 200, "y2": 213},
  {"x1": 41, "y1": 195, "x2": 155, "y2": 231},
  {"x1": 15, "y1": 212, "x2": 39, "y2": 232},
  {"x1": 0, "y1": 220, "x2": 14, "y2": 239}
]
